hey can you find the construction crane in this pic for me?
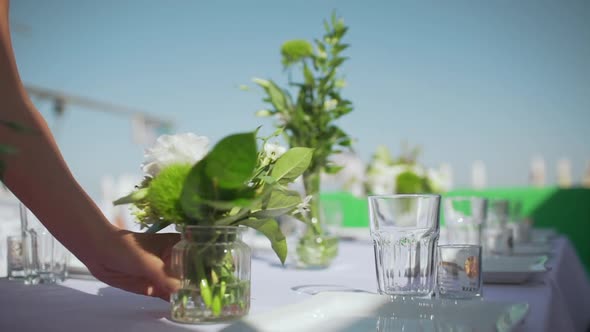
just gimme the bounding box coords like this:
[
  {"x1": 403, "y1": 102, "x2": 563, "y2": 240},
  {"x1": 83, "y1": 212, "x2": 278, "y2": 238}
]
[
  {"x1": 25, "y1": 84, "x2": 173, "y2": 128},
  {"x1": 24, "y1": 84, "x2": 174, "y2": 144}
]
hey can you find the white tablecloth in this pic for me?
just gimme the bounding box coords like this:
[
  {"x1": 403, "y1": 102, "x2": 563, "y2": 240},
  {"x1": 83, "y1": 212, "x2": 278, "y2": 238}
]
[{"x1": 1, "y1": 236, "x2": 589, "y2": 332}]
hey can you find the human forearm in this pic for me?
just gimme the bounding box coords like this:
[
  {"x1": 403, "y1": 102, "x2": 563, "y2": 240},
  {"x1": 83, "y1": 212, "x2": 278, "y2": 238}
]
[{"x1": 0, "y1": 0, "x2": 116, "y2": 261}]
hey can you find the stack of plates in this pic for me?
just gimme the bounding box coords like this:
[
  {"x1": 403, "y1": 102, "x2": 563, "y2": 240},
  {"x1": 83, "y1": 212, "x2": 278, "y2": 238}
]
[{"x1": 482, "y1": 255, "x2": 548, "y2": 284}]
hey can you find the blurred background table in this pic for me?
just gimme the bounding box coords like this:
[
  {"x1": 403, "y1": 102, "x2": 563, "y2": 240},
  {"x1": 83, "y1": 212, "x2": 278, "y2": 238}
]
[
  {"x1": 1, "y1": 234, "x2": 588, "y2": 331},
  {"x1": 323, "y1": 187, "x2": 590, "y2": 273}
]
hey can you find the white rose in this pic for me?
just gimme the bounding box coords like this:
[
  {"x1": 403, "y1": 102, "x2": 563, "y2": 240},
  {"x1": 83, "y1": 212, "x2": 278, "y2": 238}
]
[
  {"x1": 142, "y1": 133, "x2": 210, "y2": 177},
  {"x1": 367, "y1": 163, "x2": 406, "y2": 195}
]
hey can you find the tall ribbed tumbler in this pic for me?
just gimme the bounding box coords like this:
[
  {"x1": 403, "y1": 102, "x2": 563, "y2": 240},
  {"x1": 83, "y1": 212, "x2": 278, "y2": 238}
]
[{"x1": 368, "y1": 195, "x2": 441, "y2": 297}]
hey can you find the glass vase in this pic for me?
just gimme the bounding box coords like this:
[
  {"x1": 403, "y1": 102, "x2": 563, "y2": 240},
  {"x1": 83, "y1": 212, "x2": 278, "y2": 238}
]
[
  {"x1": 295, "y1": 170, "x2": 339, "y2": 268},
  {"x1": 170, "y1": 225, "x2": 251, "y2": 323}
]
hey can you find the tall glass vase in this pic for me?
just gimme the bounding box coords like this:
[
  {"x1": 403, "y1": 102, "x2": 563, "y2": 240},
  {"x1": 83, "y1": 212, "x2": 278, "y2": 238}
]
[
  {"x1": 170, "y1": 226, "x2": 251, "y2": 323},
  {"x1": 295, "y1": 170, "x2": 339, "y2": 268}
]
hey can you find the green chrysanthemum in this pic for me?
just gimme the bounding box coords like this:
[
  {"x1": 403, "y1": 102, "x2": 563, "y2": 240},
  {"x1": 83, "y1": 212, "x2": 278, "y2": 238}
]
[
  {"x1": 145, "y1": 163, "x2": 193, "y2": 224},
  {"x1": 396, "y1": 171, "x2": 426, "y2": 194}
]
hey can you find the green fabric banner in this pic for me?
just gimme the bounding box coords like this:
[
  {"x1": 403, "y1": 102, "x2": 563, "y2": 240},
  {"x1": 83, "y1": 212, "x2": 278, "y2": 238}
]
[{"x1": 322, "y1": 187, "x2": 590, "y2": 273}]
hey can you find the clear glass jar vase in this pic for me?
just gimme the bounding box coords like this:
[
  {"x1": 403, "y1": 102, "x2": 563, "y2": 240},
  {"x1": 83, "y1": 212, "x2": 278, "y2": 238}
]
[
  {"x1": 170, "y1": 226, "x2": 251, "y2": 323},
  {"x1": 295, "y1": 171, "x2": 339, "y2": 269}
]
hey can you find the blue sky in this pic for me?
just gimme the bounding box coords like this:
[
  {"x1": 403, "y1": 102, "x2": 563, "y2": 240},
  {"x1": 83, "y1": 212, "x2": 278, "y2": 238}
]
[{"x1": 9, "y1": 0, "x2": 590, "y2": 199}]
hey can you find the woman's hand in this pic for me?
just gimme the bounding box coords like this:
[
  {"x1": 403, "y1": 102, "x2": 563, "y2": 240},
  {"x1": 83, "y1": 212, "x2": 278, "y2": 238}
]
[{"x1": 83, "y1": 230, "x2": 181, "y2": 301}]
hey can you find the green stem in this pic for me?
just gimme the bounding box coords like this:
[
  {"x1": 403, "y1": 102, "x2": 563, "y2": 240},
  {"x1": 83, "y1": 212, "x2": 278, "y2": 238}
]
[{"x1": 302, "y1": 169, "x2": 323, "y2": 236}]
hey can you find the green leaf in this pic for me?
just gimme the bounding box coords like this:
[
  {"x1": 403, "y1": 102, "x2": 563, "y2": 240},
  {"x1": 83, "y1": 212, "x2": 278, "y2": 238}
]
[
  {"x1": 215, "y1": 207, "x2": 251, "y2": 226},
  {"x1": 281, "y1": 39, "x2": 314, "y2": 65},
  {"x1": 268, "y1": 82, "x2": 291, "y2": 113},
  {"x1": 145, "y1": 220, "x2": 171, "y2": 233},
  {"x1": 181, "y1": 160, "x2": 212, "y2": 220},
  {"x1": 113, "y1": 188, "x2": 149, "y2": 205},
  {"x1": 324, "y1": 164, "x2": 344, "y2": 174},
  {"x1": 323, "y1": 20, "x2": 331, "y2": 33},
  {"x1": 303, "y1": 64, "x2": 315, "y2": 87},
  {"x1": 201, "y1": 197, "x2": 256, "y2": 210},
  {"x1": 255, "y1": 109, "x2": 273, "y2": 117},
  {"x1": 254, "y1": 79, "x2": 291, "y2": 113},
  {"x1": 252, "y1": 77, "x2": 270, "y2": 88},
  {"x1": 329, "y1": 56, "x2": 348, "y2": 68},
  {"x1": 238, "y1": 218, "x2": 287, "y2": 264},
  {"x1": 205, "y1": 132, "x2": 257, "y2": 189},
  {"x1": 270, "y1": 147, "x2": 313, "y2": 183},
  {"x1": 211, "y1": 293, "x2": 222, "y2": 316},
  {"x1": 334, "y1": 43, "x2": 350, "y2": 53},
  {"x1": 200, "y1": 278, "x2": 213, "y2": 308},
  {"x1": 215, "y1": 186, "x2": 274, "y2": 225},
  {"x1": 251, "y1": 189, "x2": 301, "y2": 218},
  {"x1": 261, "y1": 175, "x2": 276, "y2": 185}
]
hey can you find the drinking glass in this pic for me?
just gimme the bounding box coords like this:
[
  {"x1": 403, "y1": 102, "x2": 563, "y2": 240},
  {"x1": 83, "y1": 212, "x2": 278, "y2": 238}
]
[
  {"x1": 436, "y1": 244, "x2": 483, "y2": 299},
  {"x1": 20, "y1": 203, "x2": 70, "y2": 284},
  {"x1": 483, "y1": 199, "x2": 512, "y2": 255},
  {"x1": 6, "y1": 235, "x2": 26, "y2": 279},
  {"x1": 443, "y1": 197, "x2": 487, "y2": 245},
  {"x1": 485, "y1": 199, "x2": 509, "y2": 229},
  {"x1": 507, "y1": 200, "x2": 531, "y2": 244},
  {"x1": 368, "y1": 194, "x2": 440, "y2": 297}
]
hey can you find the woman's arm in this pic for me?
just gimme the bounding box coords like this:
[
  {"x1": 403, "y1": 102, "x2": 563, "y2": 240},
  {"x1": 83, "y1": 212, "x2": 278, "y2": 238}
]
[{"x1": 0, "y1": 0, "x2": 179, "y2": 299}]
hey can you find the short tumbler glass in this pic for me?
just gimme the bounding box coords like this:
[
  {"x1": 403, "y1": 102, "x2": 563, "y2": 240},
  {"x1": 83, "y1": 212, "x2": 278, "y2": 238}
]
[
  {"x1": 368, "y1": 194, "x2": 441, "y2": 297},
  {"x1": 436, "y1": 244, "x2": 482, "y2": 299},
  {"x1": 7, "y1": 235, "x2": 26, "y2": 279}
]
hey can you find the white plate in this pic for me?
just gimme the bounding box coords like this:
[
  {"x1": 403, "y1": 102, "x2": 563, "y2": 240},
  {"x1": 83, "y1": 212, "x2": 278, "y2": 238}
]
[
  {"x1": 530, "y1": 228, "x2": 558, "y2": 243},
  {"x1": 512, "y1": 243, "x2": 552, "y2": 255},
  {"x1": 223, "y1": 292, "x2": 529, "y2": 332},
  {"x1": 483, "y1": 255, "x2": 548, "y2": 284}
]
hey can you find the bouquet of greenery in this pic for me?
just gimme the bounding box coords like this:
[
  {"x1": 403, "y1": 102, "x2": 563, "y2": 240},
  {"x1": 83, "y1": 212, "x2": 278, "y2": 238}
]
[
  {"x1": 252, "y1": 13, "x2": 353, "y2": 266},
  {"x1": 114, "y1": 130, "x2": 312, "y2": 319},
  {"x1": 365, "y1": 144, "x2": 450, "y2": 195}
]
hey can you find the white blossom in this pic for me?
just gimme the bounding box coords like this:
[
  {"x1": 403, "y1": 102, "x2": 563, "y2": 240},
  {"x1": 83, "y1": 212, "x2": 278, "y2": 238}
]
[
  {"x1": 428, "y1": 168, "x2": 451, "y2": 193},
  {"x1": 323, "y1": 99, "x2": 338, "y2": 111},
  {"x1": 294, "y1": 195, "x2": 313, "y2": 215},
  {"x1": 142, "y1": 133, "x2": 209, "y2": 177},
  {"x1": 321, "y1": 152, "x2": 366, "y2": 197},
  {"x1": 262, "y1": 142, "x2": 287, "y2": 164}
]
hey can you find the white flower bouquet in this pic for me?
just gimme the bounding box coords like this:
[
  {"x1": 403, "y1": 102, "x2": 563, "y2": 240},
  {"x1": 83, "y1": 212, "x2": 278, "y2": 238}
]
[
  {"x1": 366, "y1": 145, "x2": 450, "y2": 195},
  {"x1": 114, "y1": 130, "x2": 312, "y2": 321}
]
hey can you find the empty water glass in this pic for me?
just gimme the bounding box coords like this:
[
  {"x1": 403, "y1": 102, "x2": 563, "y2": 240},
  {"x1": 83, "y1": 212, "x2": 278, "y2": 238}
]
[
  {"x1": 437, "y1": 244, "x2": 483, "y2": 299},
  {"x1": 507, "y1": 200, "x2": 531, "y2": 244},
  {"x1": 486, "y1": 199, "x2": 509, "y2": 229},
  {"x1": 483, "y1": 199, "x2": 512, "y2": 255},
  {"x1": 368, "y1": 194, "x2": 440, "y2": 297},
  {"x1": 443, "y1": 197, "x2": 487, "y2": 245},
  {"x1": 20, "y1": 203, "x2": 70, "y2": 284}
]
